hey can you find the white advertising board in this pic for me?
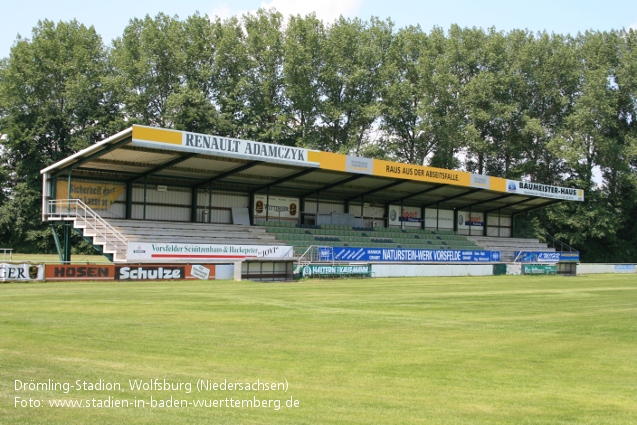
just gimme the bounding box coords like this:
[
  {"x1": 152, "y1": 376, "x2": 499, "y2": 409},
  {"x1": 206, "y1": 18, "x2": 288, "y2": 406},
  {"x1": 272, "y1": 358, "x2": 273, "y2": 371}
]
[
  {"x1": 388, "y1": 205, "x2": 421, "y2": 227},
  {"x1": 254, "y1": 195, "x2": 300, "y2": 220},
  {"x1": 1, "y1": 263, "x2": 44, "y2": 281},
  {"x1": 128, "y1": 243, "x2": 294, "y2": 261},
  {"x1": 132, "y1": 126, "x2": 318, "y2": 167},
  {"x1": 424, "y1": 208, "x2": 454, "y2": 229},
  {"x1": 506, "y1": 180, "x2": 584, "y2": 201},
  {"x1": 457, "y1": 211, "x2": 484, "y2": 231}
]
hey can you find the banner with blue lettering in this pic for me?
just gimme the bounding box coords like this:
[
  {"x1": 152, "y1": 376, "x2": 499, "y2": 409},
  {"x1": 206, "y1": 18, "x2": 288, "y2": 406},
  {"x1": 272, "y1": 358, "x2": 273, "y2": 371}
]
[
  {"x1": 514, "y1": 251, "x2": 580, "y2": 263},
  {"x1": 331, "y1": 247, "x2": 500, "y2": 263}
]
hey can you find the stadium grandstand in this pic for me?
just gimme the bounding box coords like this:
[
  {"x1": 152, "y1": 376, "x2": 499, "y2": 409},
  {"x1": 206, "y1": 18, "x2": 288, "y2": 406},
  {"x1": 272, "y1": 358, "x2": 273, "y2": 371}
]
[{"x1": 41, "y1": 125, "x2": 583, "y2": 280}]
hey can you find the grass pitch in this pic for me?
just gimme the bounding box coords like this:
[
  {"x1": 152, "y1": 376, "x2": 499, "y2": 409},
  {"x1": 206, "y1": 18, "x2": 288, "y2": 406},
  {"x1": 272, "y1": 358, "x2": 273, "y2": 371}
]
[{"x1": 1, "y1": 275, "x2": 637, "y2": 424}]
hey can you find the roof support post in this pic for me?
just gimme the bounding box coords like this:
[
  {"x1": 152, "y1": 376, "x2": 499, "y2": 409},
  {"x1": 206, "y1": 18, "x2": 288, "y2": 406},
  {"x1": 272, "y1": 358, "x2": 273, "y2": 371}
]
[
  {"x1": 361, "y1": 196, "x2": 365, "y2": 228},
  {"x1": 63, "y1": 222, "x2": 72, "y2": 264},
  {"x1": 52, "y1": 223, "x2": 73, "y2": 264},
  {"x1": 498, "y1": 209, "x2": 502, "y2": 237},
  {"x1": 249, "y1": 192, "x2": 255, "y2": 225},
  {"x1": 190, "y1": 186, "x2": 198, "y2": 222},
  {"x1": 125, "y1": 181, "x2": 133, "y2": 219},
  {"x1": 453, "y1": 208, "x2": 458, "y2": 233},
  {"x1": 143, "y1": 178, "x2": 147, "y2": 220},
  {"x1": 436, "y1": 203, "x2": 440, "y2": 231},
  {"x1": 50, "y1": 176, "x2": 57, "y2": 215},
  {"x1": 208, "y1": 182, "x2": 213, "y2": 223},
  {"x1": 266, "y1": 187, "x2": 270, "y2": 222},
  {"x1": 66, "y1": 171, "x2": 72, "y2": 214}
]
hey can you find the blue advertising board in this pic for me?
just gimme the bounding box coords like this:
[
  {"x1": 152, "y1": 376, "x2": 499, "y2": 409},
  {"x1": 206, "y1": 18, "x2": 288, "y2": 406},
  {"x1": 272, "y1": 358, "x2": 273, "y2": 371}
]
[
  {"x1": 331, "y1": 247, "x2": 500, "y2": 263},
  {"x1": 317, "y1": 247, "x2": 334, "y2": 262},
  {"x1": 514, "y1": 251, "x2": 580, "y2": 263},
  {"x1": 614, "y1": 264, "x2": 636, "y2": 273}
]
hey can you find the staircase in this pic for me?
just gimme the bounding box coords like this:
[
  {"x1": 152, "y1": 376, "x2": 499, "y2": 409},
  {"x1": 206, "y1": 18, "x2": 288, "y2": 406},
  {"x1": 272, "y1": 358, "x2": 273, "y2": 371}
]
[{"x1": 47, "y1": 199, "x2": 128, "y2": 262}]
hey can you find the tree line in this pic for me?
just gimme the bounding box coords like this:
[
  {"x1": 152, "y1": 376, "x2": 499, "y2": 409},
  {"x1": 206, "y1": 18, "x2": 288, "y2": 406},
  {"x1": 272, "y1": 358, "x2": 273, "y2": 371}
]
[{"x1": 1, "y1": 9, "x2": 636, "y2": 261}]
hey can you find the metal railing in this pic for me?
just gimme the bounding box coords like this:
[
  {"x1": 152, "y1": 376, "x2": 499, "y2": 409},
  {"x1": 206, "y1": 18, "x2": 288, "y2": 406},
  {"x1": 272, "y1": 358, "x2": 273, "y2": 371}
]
[
  {"x1": 294, "y1": 245, "x2": 335, "y2": 274},
  {"x1": 47, "y1": 199, "x2": 128, "y2": 257},
  {"x1": 512, "y1": 233, "x2": 579, "y2": 263},
  {"x1": 541, "y1": 233, "x2": 579, "y2": 253}
]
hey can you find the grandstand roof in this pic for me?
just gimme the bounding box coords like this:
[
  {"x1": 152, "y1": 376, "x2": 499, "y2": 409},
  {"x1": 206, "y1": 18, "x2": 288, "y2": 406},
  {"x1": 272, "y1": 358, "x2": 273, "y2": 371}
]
[{"x1": 41, "y1": 125, "x2": 584, "y2": 216}]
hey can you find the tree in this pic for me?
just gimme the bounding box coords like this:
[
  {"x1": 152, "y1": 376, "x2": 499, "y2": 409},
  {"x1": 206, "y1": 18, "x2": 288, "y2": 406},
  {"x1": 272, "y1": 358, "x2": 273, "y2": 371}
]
[
  {"x1": 379, "y1": 25, "x2": 438, "y2": 164},
  {"x1": 0, "y1": 20, "x2": 120, "y2": 251},
  {"x1": 314, "y1": 17, "x2": 393, "y2": 154},
  {"x1": 110, "y1": 13, "x2": 185, "y2": 128},
  {"x1": 240, "y1": 9, "x2": 293, "y2": 145},
  {"x1": 283, "y1": 13, "x2": 326, "y2": 148}
]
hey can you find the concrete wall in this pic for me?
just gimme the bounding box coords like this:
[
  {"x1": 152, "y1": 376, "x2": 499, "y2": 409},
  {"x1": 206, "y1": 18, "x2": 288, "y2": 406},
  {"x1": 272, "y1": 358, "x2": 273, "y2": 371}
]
[
  {"x1": 577, "y1": 263, "x2": 636, "y2": 275},
  {"x1": 371, "y1": 264, "x2": 493, "y2": 278}
]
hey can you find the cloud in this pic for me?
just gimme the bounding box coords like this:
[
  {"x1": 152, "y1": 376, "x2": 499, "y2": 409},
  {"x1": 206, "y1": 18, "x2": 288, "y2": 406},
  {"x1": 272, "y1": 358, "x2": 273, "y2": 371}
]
[
  {"x1": 209, "y1": 3, "x2": 247, "y2": 21},
  {"x1": 209, "y1": 0, "x2": 362, "y2": 23}
]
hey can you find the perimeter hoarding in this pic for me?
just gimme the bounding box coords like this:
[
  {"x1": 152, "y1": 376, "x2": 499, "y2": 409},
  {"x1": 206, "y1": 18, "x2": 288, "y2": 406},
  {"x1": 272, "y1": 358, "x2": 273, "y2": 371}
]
[
  {"x1": 522, "y1": 264, "x2": 557, "y2": 275},
  {"x1": 614, "y1": 264, "x2": 636, "y2": 273},
  {"x1": 44, "y1": 264, "x2": 216, "y2": 281},
  {"x1": 1, "y1": 263, "x2": 44, "y2": 281},
  {"x1": 332, "y1": 247, "x2": 501, "y2": 263},
  {"x1": 115, "y1": 264, "x2": 215, "y2": 280},
  {"x1": 296, "y1": 264, "x2": 372, "y2": 279},
  {"x1": 45, "y1": 264, "x2": 115, "y2": 280},
  {"x1": 128, "y1": 242, "x2": 294, "y2": 261},
  {"x1": 514, "y1": 251, "x2": 580, "y2": 263}
]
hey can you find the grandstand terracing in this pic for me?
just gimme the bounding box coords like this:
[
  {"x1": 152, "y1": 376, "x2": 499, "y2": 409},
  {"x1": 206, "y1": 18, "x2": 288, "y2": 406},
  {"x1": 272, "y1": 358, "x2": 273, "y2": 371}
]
[
  {"x1": 105, "y1": 219, "x2": 281, "y2": 246},
  {"x1": 259, "y1": 221, "x2": 482, "y2": 256},
  {"x1": 466, "y1": 236, "x2": 555, "y2": 262},
  {"x1": 93, "y1": 219, "x2": 552, "y2": 263}
]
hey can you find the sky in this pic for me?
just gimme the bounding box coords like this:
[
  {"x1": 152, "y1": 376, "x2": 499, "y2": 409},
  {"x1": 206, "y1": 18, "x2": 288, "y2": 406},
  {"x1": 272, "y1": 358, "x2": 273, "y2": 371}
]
[{"x1": 2, "y1": 0, "x2": 637, "y2": 59}]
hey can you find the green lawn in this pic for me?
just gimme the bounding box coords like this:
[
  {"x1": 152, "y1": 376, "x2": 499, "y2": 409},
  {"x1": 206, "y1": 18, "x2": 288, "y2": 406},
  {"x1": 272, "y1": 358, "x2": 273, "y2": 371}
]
[
  {"x1": 1, "y1": 275, "x2": 637, "y2": 424},
  {"x1": 6, "y1": 253, "x2": 111, "y2": 264}
]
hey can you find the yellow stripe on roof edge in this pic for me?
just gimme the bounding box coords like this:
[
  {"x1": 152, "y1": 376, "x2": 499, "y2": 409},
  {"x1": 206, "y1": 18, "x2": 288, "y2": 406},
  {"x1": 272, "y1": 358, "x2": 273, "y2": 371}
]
[{"x1": 133, "y1": 125, "x2": 182, "y2": 145}]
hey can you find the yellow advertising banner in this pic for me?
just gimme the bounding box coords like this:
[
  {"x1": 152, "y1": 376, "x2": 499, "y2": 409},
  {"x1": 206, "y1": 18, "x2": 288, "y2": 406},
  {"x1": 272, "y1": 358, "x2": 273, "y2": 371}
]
[
  {"x1": 56, "y1": 181, "x2": 124, "y2": 210},
  {"x1": 372, "y1": 159, "x2": 472, "y2": 187}
]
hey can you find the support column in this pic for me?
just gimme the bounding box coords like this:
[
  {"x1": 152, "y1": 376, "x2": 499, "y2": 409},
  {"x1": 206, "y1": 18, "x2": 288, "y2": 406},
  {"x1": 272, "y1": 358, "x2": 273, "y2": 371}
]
[
  {"x1": 208, "y1": 182, "x2": 213, "y2": 223},
  {"x1": 125, "y1": 181, "x2": 133, "y2": 219},
  {"x1": 142, "y1": 178, "x2": 147, "y2": 220},
  {"x1": 436, "y1": 203, "x2": 440, "y2": 231},
  {"x1": 498, "y1": 209, "x2": 502, "y2": 237},
  {"x1": 190, "y1": 186, "x2": 198, "y2": 222},
  {"x1": 249, "y1": 192, "x2": 255, "y2": 225},
  {"x1": 453, "y1": 209, "x2": 458, "y2": 233},
  {"x1": 63, "y1": 222, "x2": 72, "y2": 264},
  {"x1": 66, "y1": 171, "x2": 72, "y2": 214},
  {"x1": 50, "y1": 176, "x2": 57, "y2": 215},
  {"x1": 299, "y1": 196, "x2": 305, "y2": 225},
  {"x1": 266, "y1": 187, "x2": 270, "y2": 221}
]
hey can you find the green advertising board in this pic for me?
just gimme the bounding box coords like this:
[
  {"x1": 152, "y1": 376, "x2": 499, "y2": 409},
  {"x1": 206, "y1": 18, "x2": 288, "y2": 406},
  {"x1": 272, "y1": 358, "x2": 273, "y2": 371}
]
[
  {"x1": 296, "y1": 264, "x2": 372, "y2": 279},
  {"x1": 522, "y1": 264, "x2": 557, "y2": 275}
]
